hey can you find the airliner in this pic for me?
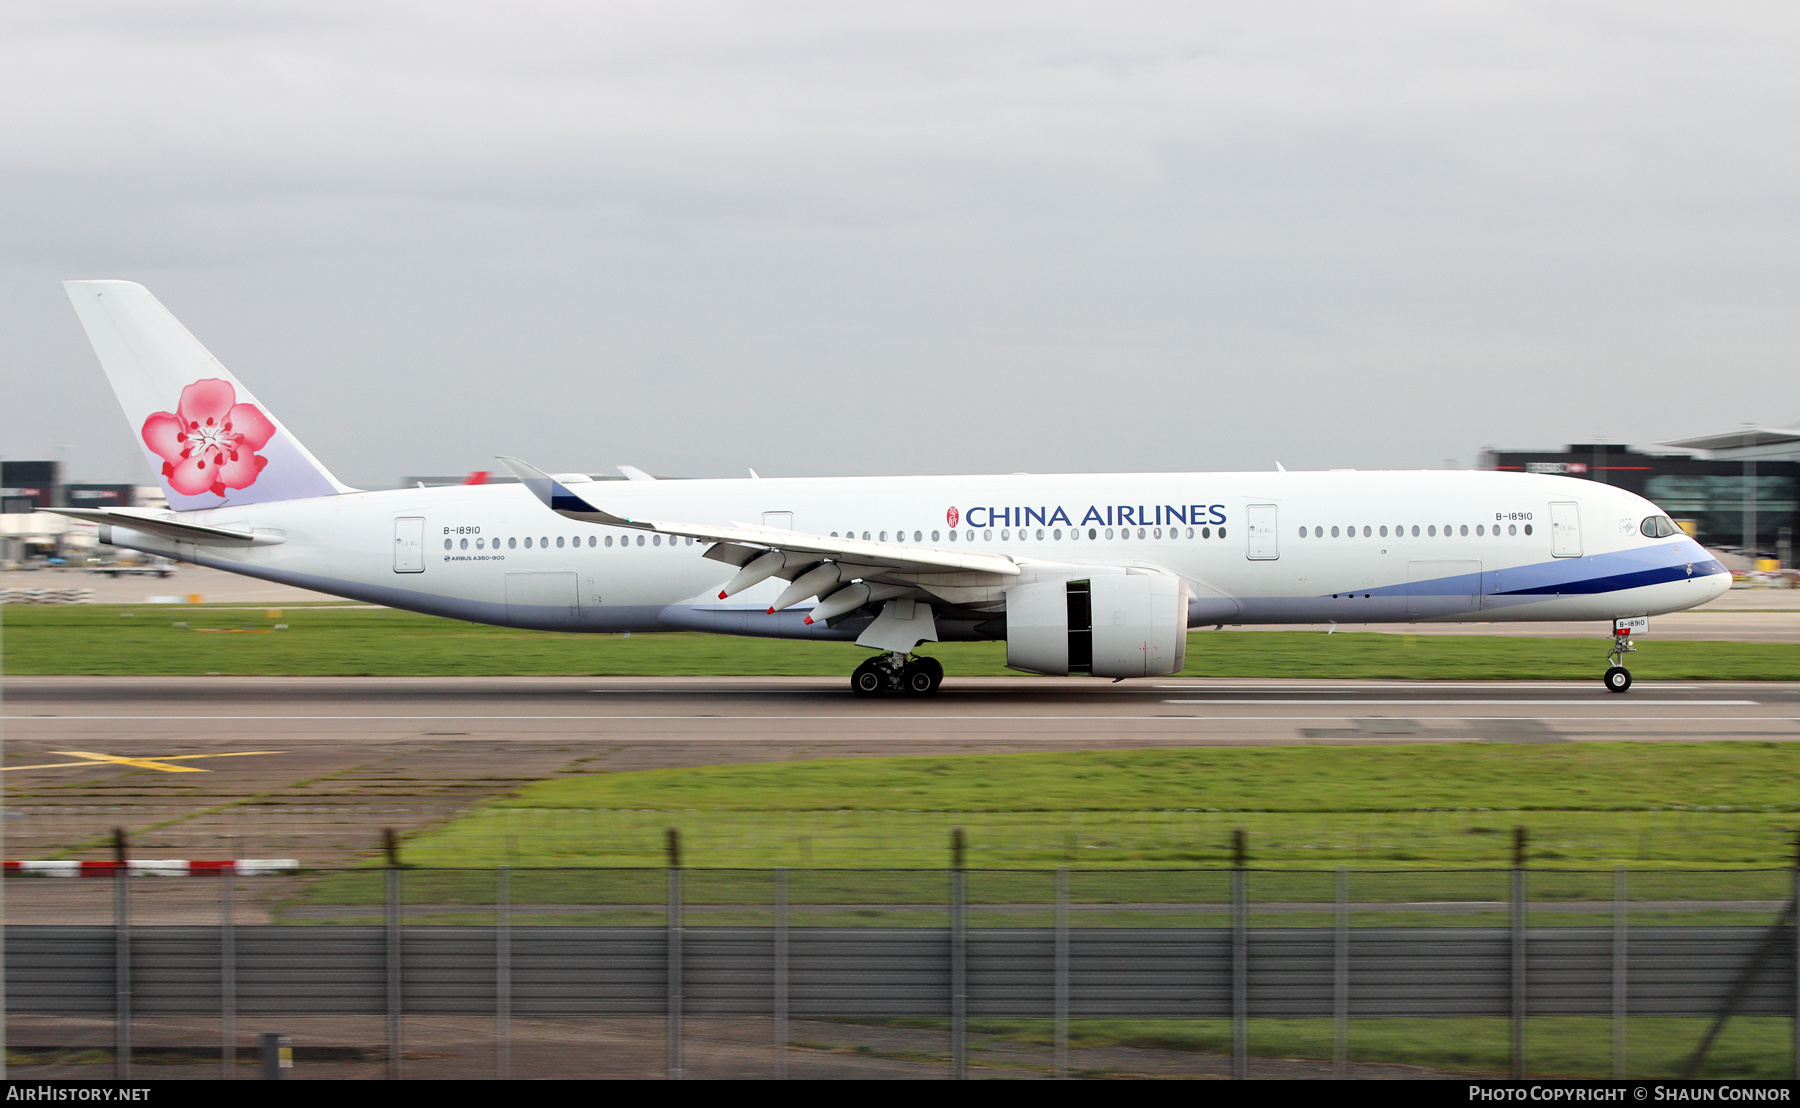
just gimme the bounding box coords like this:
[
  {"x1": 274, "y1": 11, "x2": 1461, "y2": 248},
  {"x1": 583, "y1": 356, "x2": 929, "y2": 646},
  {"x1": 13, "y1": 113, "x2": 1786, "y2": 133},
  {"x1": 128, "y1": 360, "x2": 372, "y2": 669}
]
[{"x1": 52, "y1": 280, "x2": 1730, "y2": 696}]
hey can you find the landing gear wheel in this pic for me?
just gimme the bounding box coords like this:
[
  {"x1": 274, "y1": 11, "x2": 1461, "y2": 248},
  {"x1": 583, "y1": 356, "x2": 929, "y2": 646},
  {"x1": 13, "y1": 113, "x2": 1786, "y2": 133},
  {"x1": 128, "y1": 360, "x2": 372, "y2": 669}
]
[
  {"x1": 1603, "y1": 666, "x2": 1632, "y2": 693},
  {"x1": 901, "y1": 658, "x2": 941, "y2": 696},
  {"x1": 851, "y1": 658, "x2": 887, "y2": 698}
]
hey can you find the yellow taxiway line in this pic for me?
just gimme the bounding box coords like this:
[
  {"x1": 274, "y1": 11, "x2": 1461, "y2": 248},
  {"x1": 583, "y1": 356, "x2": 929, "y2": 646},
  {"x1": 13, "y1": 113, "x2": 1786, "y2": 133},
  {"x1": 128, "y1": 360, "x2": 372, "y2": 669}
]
[{"x1": 1, "y1": 750, "x2": 286, "y2": 774}]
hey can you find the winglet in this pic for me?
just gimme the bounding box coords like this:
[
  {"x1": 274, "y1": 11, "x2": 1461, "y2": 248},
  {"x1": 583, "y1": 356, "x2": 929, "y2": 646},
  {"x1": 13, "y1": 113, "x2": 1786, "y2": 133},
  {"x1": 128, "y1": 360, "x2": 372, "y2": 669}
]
[{"x1": 497, "y1": 456, "x2": 636, "y2": 526}]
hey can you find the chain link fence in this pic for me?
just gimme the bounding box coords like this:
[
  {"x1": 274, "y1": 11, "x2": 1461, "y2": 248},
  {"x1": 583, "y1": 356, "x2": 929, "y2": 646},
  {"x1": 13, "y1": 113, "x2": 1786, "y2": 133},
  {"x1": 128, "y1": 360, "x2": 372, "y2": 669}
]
[{"x1": 7, "y1": 857, "x2": 1800, "y2": 1080}]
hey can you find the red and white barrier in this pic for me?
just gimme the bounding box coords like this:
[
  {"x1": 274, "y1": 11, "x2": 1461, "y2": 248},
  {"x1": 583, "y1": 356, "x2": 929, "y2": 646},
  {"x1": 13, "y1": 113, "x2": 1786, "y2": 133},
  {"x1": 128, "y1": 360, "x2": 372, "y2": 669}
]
[{"x1": 4, "y1": 859, "x2": 298, "y2": 877}]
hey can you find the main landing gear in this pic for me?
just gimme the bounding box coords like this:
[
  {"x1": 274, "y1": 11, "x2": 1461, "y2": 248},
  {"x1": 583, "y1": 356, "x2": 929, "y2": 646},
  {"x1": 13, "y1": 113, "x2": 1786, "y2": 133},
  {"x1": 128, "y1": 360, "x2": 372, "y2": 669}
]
[
  {"x1": 851, "y1": 652, "x2": 944, "y2": 698},
  {"x1": 1603, "y1": 629, "x2": 1636, "y2": 693}
]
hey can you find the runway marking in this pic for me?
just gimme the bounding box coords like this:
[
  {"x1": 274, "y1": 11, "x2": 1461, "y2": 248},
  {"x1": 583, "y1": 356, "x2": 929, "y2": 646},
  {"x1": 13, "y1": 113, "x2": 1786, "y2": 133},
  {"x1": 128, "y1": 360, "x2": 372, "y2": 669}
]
[
  {"x1": 1161, "y1": 699, "x2": 1757, "y2": 706},
  {"x1": 1, "y1": 749, "x2": 286, "y2": 774}
]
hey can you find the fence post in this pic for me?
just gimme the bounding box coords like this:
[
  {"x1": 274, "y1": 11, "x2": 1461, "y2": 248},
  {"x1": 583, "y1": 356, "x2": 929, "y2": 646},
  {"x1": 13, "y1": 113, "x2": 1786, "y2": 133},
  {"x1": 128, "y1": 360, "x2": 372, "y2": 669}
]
[
  {"x1": 385, "y1": 837, "x2": 402, "y2": 1081},
  {"x1": 1334, "y1": 865, "x2": 1348, "y2": 1080},
  {"x1": 1232, "y1": 826, "x2": 1247, "y2": 1081},
  {"x1": 667, "y1": 828, "x2": 683, "y2": 1081},
  {"x1": 1054, "y1": 865, "x2": 1069, "y2": 1080},
  {"x1": 496, "y1": 865, "x2": 510, "y2": 1081},
  {"x1": 259, "y1": 1031, "x2": 290, "y2": 1080},
  {"x1": 113, "y1": 827, "x2": 130, "y2": 1081},
  {"x1": 951, "y1": 827, "x2": 967, "y2": 1080},
  {"x1": 1614, "y1": 865, "x2": 1627, "y2": 1080},
  {"x1": 1511, "y1": 826, "x2": 1527, "y2": 1080},
  {"x1": 221, "y1": 864, "x2": 236, "y2": 1080},
  {"x1": 774, "y1": 866, "x2": 788, "y2": 1080}
]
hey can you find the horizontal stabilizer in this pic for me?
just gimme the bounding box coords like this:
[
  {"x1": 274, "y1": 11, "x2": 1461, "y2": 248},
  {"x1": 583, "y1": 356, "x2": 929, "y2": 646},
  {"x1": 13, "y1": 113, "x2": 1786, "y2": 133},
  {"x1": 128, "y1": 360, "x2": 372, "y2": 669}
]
[{"x1": 48, "y1": 508, "x2": 282, "y2": 547}]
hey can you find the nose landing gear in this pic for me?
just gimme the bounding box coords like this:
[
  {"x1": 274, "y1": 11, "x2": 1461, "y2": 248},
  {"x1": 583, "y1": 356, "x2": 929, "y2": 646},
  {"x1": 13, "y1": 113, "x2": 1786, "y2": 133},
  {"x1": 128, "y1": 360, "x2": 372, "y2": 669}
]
[
  {"x1": 1603, "y1": 629, "x2": 1636, "y2": 693},
  {"x1": 851, "y1": 652, "x2": 944, "y2": 697}
]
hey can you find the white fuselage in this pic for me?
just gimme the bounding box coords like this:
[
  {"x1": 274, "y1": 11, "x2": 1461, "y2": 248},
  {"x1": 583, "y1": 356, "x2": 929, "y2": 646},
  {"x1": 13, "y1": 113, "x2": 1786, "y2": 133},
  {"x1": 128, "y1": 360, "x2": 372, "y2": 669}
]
[{"x1": 106, "y1": 468, "x2": 1730, "y2": 641}]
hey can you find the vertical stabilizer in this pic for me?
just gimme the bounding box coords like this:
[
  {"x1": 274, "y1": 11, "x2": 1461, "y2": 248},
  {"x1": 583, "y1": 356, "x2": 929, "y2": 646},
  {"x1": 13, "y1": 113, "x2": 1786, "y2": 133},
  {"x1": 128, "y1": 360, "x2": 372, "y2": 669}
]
[{"x1": 64, "y1": 280, "x2": 351, "y2": 509}]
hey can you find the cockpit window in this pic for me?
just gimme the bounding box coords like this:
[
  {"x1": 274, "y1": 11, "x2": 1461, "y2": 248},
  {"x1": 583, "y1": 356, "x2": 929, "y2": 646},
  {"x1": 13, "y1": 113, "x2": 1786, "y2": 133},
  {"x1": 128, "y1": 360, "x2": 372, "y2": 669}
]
[{"x1": 1640, "y1": 515, "x2": 1680, "y2": 539}]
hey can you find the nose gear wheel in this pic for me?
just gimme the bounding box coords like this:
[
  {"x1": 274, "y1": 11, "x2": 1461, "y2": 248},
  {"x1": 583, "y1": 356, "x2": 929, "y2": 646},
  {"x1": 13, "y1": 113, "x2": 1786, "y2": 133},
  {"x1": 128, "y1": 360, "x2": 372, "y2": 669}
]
[{"x1": 1602, "y1": 631, "x2": 1636, "y2": 693}]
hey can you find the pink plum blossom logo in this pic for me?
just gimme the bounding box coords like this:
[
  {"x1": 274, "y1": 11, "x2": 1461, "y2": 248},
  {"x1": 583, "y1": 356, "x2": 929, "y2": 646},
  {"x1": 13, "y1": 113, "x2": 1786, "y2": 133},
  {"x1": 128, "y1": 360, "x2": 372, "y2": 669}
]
[
  {"x1": 946, "y1": 506, "x2": 959, "y2": 528},
  {"x1": 141, "y1": 379, "x2": 276, "y2": 498}
]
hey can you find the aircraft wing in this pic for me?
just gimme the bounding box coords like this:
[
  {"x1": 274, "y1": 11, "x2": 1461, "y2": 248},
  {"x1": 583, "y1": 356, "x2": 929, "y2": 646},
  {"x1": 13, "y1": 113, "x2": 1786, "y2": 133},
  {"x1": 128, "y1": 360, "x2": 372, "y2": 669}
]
[{"x1": 498, "y1": 456, "x2": 1022, "y2": 581}]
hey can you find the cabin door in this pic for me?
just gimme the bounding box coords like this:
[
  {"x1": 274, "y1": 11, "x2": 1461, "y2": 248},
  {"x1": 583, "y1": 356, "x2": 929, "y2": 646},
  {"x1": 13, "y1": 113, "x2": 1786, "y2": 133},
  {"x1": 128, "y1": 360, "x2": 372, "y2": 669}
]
[
  {"x1": 394, "y1": 517, "x2": 425, "y2": 573},
  {"x1": 1245, "y1": 504, "x2": 1279, "y2": 560},
  {"x1": 1550, "y1": 502, "x2": 1583, "y2": 558}
]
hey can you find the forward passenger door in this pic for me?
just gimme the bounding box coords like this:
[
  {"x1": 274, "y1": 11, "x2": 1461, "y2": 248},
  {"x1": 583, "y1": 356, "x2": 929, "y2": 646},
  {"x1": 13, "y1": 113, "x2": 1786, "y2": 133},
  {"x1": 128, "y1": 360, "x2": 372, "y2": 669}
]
[{"x1": 1550, "y1": 502, "x2": 1582, "y2": 558}]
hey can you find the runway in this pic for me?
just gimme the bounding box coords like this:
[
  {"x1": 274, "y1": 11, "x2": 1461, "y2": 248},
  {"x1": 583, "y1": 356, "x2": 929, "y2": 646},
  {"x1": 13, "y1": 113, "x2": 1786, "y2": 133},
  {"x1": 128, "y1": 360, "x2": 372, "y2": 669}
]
[{"x1": 4, "y1": 676, "x2": 1797, "y2": 868}]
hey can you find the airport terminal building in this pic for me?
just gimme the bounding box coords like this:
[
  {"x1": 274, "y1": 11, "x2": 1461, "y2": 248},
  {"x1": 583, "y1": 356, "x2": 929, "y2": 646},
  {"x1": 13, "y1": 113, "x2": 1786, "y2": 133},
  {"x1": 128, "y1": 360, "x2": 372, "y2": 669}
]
[{"x1": 1480, "y1": 426, "x2": 1800, "y2": 562}]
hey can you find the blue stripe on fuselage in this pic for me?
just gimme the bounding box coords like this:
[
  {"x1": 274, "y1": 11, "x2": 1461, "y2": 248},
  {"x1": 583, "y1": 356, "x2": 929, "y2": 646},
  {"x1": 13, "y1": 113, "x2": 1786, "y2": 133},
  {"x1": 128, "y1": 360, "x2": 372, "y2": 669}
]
[
  {"x1": 1498, "y1": 557, "x2": 1726, "y2": 595},
  {"x1": 1349, "y1": 539, "x2": 1722, "y2": 599}
]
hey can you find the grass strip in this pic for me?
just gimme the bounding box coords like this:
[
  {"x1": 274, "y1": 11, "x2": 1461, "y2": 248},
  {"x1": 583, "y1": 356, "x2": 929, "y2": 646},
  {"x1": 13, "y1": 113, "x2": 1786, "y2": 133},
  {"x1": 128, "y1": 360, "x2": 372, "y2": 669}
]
[
  {"x1": 375, "y1": 744, "x2": 1800, "y2": 869},
  {"x1": 952, "y1": 1016, "x2": 1791, "y2": 1079}
]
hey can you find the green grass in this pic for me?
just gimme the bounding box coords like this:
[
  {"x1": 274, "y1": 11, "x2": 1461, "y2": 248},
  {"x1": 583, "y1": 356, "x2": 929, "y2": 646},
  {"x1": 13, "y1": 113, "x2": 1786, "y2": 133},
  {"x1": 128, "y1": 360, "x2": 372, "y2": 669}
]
[
  {"x1": 509, "y1": 743, "x2": 1800, "y2": 811},
  {"x1": 378, "y1": 744, "x2": 1800, "y2": 870},
  {"x1": 950, "y1": 1016, "x2": 1791, "y2": 1078},
  {"x1": 5, "y1": 603, "x2": 1800, "y2": 677}
]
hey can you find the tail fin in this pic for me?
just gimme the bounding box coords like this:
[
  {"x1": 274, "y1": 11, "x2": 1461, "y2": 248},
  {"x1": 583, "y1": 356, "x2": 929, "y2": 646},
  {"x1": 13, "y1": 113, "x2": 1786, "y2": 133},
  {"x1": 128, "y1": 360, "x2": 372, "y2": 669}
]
[{"x1": 64, "y1": 281, "x2": 351, "y2": 509}]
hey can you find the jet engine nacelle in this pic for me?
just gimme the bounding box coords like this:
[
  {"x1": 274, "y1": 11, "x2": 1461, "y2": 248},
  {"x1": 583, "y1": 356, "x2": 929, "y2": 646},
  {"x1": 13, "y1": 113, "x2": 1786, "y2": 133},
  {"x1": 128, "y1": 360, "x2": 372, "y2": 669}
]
[{"x1": 1005, "y1": 571, "x2": 1190, "y2": 678}]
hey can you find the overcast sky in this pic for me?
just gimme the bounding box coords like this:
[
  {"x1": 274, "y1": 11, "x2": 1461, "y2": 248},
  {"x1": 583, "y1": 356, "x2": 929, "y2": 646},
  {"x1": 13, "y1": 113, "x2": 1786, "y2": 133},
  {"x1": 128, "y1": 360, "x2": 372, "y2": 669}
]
[{"x1": 3, "y1": 2, "x2": 1797, "y2": 488}]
